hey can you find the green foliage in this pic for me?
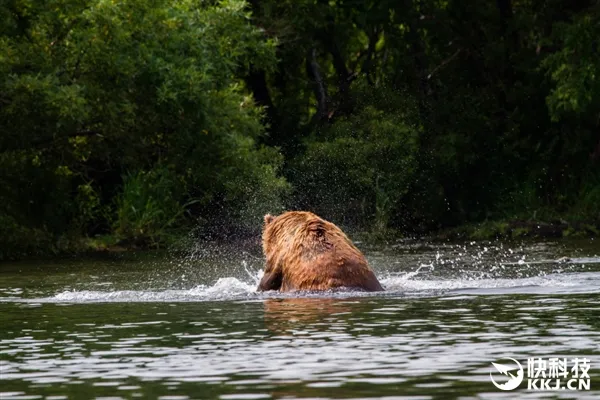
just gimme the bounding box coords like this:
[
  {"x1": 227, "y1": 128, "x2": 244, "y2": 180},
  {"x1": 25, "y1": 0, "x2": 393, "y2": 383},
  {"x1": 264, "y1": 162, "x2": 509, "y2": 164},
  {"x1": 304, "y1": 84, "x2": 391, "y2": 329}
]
[
  {"x1": 113, "y1": 168, "x2": 188, "y2": 247},
  {"x1": 569, "y1": 177, "x2": 600, "y2": 222},
  {"x1": 218, "y1": 143, "x2": 291, "y2": 231},
  {"x1": 0, "y1": 215, "x2": 54, "y2": 260},
  {"x1": 293, "y1": 93, "x2": 419, "y2": 230},
  {"x1": 469, "y1": 222, "x2": 510, "y2": 241},
  {"x1": 3, "y1": 0, "x2": 600, "y2": 259},
  {"x1": 0, "y1": 0, "x2": 287, "y2": 259},
  {"x1": 251, "y1": 0, "x2": 600, "y2": 234},
  {"x1": 543, "y1": 14, "x2": 600, "y2": 121}
]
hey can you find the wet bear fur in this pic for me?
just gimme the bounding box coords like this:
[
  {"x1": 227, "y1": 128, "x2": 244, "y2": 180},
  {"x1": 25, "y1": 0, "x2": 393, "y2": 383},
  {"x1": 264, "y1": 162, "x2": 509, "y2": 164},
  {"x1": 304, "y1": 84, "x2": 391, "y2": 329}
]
[{"x1": 257, "y1": 211, "x2": 384, "y2": 292}]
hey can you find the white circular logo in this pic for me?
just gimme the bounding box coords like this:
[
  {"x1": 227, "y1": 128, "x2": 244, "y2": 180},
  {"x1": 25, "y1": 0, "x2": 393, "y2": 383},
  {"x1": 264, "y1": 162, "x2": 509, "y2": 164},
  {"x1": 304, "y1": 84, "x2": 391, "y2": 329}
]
[{"x1": 490, "y1": 358, "x2": 524, "y2": 391}]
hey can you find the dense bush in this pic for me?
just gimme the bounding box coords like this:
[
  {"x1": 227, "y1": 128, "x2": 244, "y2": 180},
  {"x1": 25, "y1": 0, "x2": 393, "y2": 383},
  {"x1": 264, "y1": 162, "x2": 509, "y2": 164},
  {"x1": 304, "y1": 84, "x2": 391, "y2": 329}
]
[
  {"x1": 292, "y1": 91, "x2": 419, "y2": 231},
  {"x1": 0, "y1": 0, "x2": 288, "y2": 258},
  {"x1": 113, "y1": 168, "x2": 188, "y2": 247},
  {"x1": 249, "y1": 0, "x2": 600, "y2": 233}
]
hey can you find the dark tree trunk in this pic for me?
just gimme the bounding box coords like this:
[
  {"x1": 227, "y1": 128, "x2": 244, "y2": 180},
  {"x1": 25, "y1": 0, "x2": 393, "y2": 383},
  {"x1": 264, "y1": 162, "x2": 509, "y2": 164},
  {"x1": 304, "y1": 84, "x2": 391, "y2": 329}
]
[
  {"x1": 306, "y1": 48, "x2": 329, "y2": 125},
  {"x1": 362, "y1": 27, "x2": 380, "y2": 85},
  {"x1": 320, "y1": 16, "x2": 354, "y2": 116},
  {"x1": 405, "y1": 21, "x2": 431, "y2": 122},
  {"x1": 497, "y1": 0, "x2": 518, "y2": 69},
  {"x1": 497, "y1": 0, "x2": 513, "y2": 31},
  {"x1": 245, "y1": 67, "x2": 279, "y2": 134}
]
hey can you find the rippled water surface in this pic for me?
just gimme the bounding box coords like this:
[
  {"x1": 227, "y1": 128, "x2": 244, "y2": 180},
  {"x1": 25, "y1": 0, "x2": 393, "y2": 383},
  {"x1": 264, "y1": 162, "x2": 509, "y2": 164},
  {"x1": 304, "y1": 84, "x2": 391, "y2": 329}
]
[{"x1": 1, "y1": 239, "x2": 600, "y2": 399}]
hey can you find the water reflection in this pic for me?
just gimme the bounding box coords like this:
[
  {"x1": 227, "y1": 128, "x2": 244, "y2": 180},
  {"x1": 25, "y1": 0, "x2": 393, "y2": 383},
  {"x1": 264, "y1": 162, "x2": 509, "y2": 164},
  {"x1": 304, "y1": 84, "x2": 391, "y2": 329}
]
[
  {"x1": 1, "y1": 295, "x2": 599, "y2": 399},
  {"x1": 263, "y1": 298, "x2": 354, "y2": 333}
]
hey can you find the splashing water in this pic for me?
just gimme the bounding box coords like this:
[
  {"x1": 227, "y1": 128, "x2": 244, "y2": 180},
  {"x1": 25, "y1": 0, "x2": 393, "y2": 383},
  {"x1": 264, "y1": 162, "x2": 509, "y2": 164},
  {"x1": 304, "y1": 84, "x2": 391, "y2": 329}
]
[{"x1": 2, "y1": 239, "x2": 599, "y2": 304}]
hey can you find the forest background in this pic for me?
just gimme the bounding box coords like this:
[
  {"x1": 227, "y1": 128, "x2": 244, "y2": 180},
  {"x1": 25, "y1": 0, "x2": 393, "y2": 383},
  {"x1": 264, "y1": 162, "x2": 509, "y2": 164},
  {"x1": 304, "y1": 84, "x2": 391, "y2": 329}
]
[{"x1": 1, "y1": 0, "x2": 599, "y2": 260}]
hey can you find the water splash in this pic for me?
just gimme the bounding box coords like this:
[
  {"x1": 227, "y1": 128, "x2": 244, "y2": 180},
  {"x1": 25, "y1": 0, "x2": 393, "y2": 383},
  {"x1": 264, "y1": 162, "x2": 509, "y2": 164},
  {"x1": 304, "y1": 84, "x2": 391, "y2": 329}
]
[
  {"x1": 2, "y1": 240, "x2": 599, "y2": 303},
  {"x1": 51, "y1": 277, "x2": 258, "y2": 303},
  {"x1": 381, "y1": 272, "x2": 600, "y2": 294},
  {"x1": 10, "y1": 268, "x2": 599, "y2": 304}
]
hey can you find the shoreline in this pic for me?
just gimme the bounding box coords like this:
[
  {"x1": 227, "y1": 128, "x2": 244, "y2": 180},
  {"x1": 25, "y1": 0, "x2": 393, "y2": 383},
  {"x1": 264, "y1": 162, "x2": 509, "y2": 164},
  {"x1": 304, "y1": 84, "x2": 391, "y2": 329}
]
[
  {"x1": 432, "y1": 219, "x2": 600, "y2": 241},
  {"x1": 1, "y1": 219, "x2": 598, "y2": 263}
]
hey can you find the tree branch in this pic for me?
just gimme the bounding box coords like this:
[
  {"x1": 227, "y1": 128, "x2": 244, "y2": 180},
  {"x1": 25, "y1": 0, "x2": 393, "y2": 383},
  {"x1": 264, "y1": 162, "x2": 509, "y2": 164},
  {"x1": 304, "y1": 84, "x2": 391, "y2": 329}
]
[{"x1": 427, "y1": 48, "x2": 462, "y2": 80}]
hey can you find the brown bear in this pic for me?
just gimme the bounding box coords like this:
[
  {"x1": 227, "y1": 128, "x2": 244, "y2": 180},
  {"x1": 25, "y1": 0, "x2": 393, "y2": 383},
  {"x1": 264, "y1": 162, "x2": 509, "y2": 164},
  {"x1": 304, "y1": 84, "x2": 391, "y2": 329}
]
[{"x1": 257, "y1": 211, "x2": 384, "y2": 292}]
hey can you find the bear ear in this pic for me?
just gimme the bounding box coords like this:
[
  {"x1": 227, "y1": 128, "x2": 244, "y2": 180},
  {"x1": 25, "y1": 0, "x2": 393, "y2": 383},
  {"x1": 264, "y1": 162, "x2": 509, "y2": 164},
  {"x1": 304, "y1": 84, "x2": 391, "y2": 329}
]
[{"x1": 264, "y1": 214, "x2": 275, "y2": 225}]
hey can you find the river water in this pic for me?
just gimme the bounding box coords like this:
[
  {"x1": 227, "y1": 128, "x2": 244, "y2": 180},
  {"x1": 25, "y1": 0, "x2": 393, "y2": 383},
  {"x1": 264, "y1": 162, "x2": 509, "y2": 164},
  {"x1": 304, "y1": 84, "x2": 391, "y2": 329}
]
[{"x1": 1, "y1": 239, "x2": 599, "y2": 399}]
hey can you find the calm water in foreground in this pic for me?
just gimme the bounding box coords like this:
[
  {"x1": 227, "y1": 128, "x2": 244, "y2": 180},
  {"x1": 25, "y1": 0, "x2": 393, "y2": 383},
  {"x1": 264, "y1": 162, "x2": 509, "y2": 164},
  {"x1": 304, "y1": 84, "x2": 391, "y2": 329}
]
[{"x1": 1, "y1": 239, "x2": 600, "y2": 400}]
